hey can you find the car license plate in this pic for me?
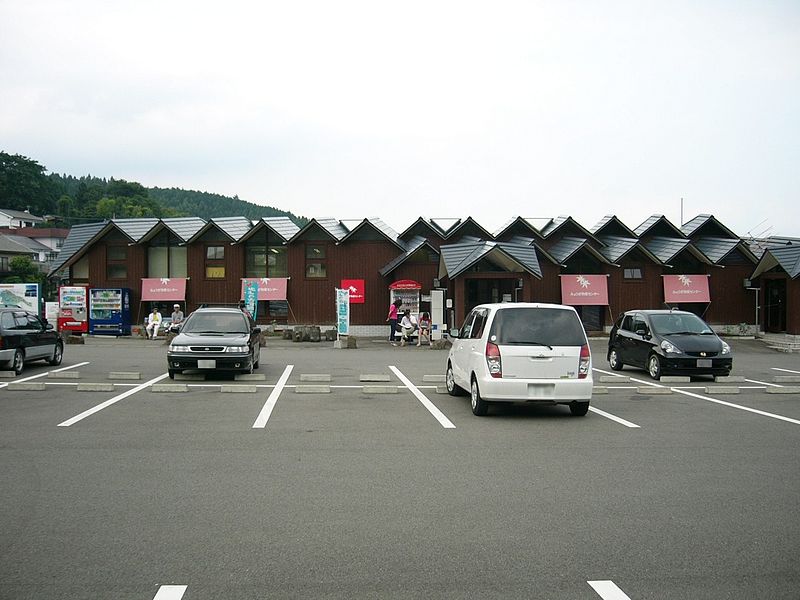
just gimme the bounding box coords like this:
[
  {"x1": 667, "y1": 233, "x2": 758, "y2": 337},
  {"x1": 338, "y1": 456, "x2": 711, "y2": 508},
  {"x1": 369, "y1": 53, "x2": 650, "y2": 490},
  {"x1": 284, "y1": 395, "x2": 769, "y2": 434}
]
[
  {"x1": 696, "y1": 359, "x2": 712, "y2": 368},
  {"x1": 197, "y1": 359, "x2": 216, "y2": 369}
]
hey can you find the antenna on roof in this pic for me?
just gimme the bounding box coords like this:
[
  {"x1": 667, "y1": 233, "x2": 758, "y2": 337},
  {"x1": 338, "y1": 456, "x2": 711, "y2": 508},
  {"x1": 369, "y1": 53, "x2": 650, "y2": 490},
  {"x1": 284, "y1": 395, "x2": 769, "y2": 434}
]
[{"x1": 680, "y1": 197, "x2": 683, "y2": 227}]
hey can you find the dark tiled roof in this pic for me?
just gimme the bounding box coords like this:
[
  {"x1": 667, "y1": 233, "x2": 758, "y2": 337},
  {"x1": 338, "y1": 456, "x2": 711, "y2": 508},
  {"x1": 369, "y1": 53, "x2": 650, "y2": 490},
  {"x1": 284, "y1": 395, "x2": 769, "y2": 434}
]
[
  {"x1": 429, "y1": 218, "x2": 462, "y2": 237},
  {"x1": 540, "y1": 215, "x2": 568, "y2": 237},
  {"x1": 212, "y1": 216, "x2": 253, "y2": 242},
  {"x1": 598, "y1": 236, "x2": 639, "y2": 263},
  {"x1": 634, "y1": 214, "x2": 685, "y2": 238},
  {"x1": 644, "y1": 236, "x2": 700, "y2": 263},
  {"x1": 693, "y1": 237, "x2": 742, "y2": 264},
  {"x1": 341, "y1": 218, "x2": 402, "y2": 247},
  {"x1": 316, "y1": 218, "x2": 348, "y2": 241},
  {"x1": 48, "y1": 221, "x2": 107, "y2": 273},
  {"x1": 261, "y1": 217, "x2": 300, "y2": 241},
  {"x1": 681, "y1": 214, "x2": 739, "y2": 239},
  {"x1": 439, "y1": 240, "x2": 542, "y2": 279},
  {"x1": 0, "y1": 234, "x2": 36, "y2": 254},
  {"x1": 752, "y1": 245, "x2": 800, "y2": 279},
  {"x1": 378, "y1": 236, "x2": 433, "y2": 276},
  {"x1": 548, "y1": 237, "x2": 586, "y2": 263},
  {"x1": 590, "y1": 215, "x2": 637, "y2": 237},
  {"x1": 161, "y1": 217, "x2": 207, "y2": 242},
  {"x1": 113, "y1": 218, "x2": 159, "y2": 241}
]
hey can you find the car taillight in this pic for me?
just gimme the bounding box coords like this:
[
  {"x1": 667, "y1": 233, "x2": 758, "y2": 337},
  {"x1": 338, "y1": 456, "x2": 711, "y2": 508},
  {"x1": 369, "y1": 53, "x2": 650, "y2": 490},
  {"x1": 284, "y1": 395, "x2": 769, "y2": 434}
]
[
  {"x1": 486, "y1": 341, "x2": 502, "y2": 378},
  {"x1": 578, "y1": 343, "x2": 590, "y2": 379}
]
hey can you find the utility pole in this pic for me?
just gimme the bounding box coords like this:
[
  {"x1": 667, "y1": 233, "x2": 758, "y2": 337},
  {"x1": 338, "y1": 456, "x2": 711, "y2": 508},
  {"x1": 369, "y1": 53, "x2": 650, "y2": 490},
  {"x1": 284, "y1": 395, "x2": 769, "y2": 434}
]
[{"x1": 680, "y1": 197, "x2": 684, "y2": 226}]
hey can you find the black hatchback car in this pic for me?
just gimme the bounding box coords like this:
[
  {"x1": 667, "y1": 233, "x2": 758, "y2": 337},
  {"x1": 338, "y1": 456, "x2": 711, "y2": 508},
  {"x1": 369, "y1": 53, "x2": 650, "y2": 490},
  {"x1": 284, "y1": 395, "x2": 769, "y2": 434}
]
[
  {"x1": 166, "y1": 307, "x2": 261, "y2": 378},
  {"x1": 607, "y1": 309, "x2": 733, "y2": 380},
  {"x1": 0, "y1": 308, "x2": 64, "y2": 375}
]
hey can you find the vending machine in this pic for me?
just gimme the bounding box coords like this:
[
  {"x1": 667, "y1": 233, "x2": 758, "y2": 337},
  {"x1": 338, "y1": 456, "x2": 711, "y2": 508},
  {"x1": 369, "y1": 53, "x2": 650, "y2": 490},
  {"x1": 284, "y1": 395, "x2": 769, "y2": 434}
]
[
  {"x1": 89, "y1": 288, "x2": 132, "y2": 335},
  {"x1": 58, "y1": 285, "x2": 89, "y2": 334}
]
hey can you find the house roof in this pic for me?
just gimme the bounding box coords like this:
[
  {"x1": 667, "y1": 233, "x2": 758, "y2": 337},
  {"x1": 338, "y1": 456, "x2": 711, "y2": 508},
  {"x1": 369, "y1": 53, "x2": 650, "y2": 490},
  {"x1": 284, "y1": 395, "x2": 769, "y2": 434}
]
[
  {"x1": 751, "y1": 244, "x2": 800, "y2": 279},
  {"x1": 48, "y1": 221, "x2": 107, "y2": 273},
  {"x1": 693, "y1": 237, "x2": 758, "y2": 264},
  {"x1": 428, "y1": 218, "x2": 462, "y2": 237},
  {"x1": 159, "y1": 217, "x2": 207, "y2": 242},
  {"x1": 547, "y1": 236, "x2": 612, "y2": 265},
  {"x1": 398, "y1": 217, "x2": 449, "y2": 241},
  {"x1": 112, "y1": 218, "x2": 160, "y2": 242},
  {"x1": 445, "y1": 216, "x2": 494, "y2": 240},
  {"x1": 539, "y1": 215, "x2": 600, "y2": 242},
  {"x1": 0, "y1": 234, "x2": 37, "y2": 254},
  {"x1": 590, "y1": 215, "x2": 638, "y2": 237},
  {"x1": 290, "y1": 218, "x2": 348, "y2": 242},
  {"x1": 644, "y1": 236, "x2": 711, "y2": 264},
  {"x1": 340, "y1": 218, "x2": 403, "y2": 248},
  {"x1": 238, "y1": 216, "x2": 300, "y2": 243},
  {"x1": 0, "y1": 208, "x2": 44, "y2": 222},
  {"x1": 211, "y1": 216, "x2": 253, "y2": 242},
  {"x1": 634, "y1": 214, "x2": 685, "y2": 238},
  {"x1": 0, "y1": 227, "x2": 69, "y2": 238},
  {"x1": 378, "y1": 235, "x2": 438, "y2": 276},
  {"x1": 2, "y1": 234, "x2": 51, "y2": 253},
  {"x1": 598, "y1": 235, "x2": 662, "y2": 264},
  {"x1": 681, "y1": 214, "x2": 739, "y2": 239},
  {"x1": 438, "y1": 239, "x2": 543, "y2": 279}
]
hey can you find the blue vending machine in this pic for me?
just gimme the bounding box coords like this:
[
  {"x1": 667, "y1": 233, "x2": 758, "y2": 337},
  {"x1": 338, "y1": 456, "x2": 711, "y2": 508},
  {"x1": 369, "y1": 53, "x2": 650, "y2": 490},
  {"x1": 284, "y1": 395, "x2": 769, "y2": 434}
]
[{"x1": 89, "y1": 288, "x2": 132, "y2": 335}]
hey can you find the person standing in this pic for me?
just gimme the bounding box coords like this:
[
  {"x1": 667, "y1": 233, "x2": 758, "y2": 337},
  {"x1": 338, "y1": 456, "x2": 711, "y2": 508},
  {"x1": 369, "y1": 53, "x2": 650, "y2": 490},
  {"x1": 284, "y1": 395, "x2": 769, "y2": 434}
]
[
  {"x1": 145, "y1": 307, "x2": 163, "y2": 339},
  {"x1": 386, "y1": 298, "x2": 401, "y2": 346}
]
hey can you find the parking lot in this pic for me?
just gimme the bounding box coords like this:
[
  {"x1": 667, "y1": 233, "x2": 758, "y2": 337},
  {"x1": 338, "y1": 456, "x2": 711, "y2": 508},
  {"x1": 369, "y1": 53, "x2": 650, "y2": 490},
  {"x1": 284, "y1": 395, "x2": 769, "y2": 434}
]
[{"x1": 1, "y1": 336, "x2": 799, "y2": 599}]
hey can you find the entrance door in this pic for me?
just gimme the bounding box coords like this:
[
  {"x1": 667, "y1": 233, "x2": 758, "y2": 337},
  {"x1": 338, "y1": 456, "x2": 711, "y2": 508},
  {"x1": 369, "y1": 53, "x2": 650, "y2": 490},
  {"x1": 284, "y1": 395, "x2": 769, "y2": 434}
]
[
  {"x1": 465, "y1": 279, "x2": 516, "y2": 314},
  {"x1": 764, "y1": 279, "x2": 787, "y2": 333}
]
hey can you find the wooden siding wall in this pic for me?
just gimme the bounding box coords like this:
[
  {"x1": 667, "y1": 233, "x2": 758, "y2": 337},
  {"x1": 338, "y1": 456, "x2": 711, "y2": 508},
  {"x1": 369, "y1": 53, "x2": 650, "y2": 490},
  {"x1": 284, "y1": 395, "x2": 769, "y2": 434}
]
[{"x1": 705, "y1": 264, "x2": 756, "y2": 325}]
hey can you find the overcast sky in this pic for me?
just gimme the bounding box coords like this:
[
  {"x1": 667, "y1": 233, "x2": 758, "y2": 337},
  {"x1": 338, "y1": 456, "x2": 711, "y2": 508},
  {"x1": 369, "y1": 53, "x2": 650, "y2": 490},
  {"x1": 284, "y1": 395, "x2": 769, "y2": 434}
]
[{"x1": 1, "y1": 1, "x2": 798, "y2": 238}]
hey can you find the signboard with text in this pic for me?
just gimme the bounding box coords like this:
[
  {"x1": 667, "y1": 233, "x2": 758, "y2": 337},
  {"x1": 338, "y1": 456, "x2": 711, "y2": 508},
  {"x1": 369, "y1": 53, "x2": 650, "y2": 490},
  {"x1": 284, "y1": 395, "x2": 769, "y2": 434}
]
[
  {"x1": 239, "y1": 277, "x2": 288, "y2": 301},
  {"x1": 559, "y1": 274, "x2": 609, "y2": 305},
  {"x1": 341, "y1": 279, "x2": 365, "y2": 304},
  {"x1": 141, "y1": 278, "x2": 186, "y2": 301},
  {"x1": 662, "y1": 274, "x2": 711, "y2": 303},
  {"x1": 336, "y1": 288, "x2": 350, "y2": 335}
]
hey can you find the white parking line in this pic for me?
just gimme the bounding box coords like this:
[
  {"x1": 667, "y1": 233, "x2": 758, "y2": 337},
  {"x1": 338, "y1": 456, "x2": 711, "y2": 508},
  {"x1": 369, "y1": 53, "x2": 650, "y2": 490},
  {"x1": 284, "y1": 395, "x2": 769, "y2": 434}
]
[
  {"x1": 57, "y1": 373, "x2": 169, "y2": 427},
  {"x1": 589, "y1": 407, "x2": 640, "y2": 428},
  {"x1": 588, "y1": 580, "x2": 632, "y2": 599},
  {"x1": 152, "y1": 585, "x2": 187, "y2": 599},
  {"x1": 0, "y1": 361, "x2": 88, "y2": 389},
  {"x1": 594, "y1": 368, "x2": 800, "y2": 426},
  {"x1": 773, "y1": 367, "x2": 800, "y2": 374},
  {"x1": 389, "y1": 366, "x2": 456, "y2": 429},
  {"x1": 745, "y1": 378, "x2": 783, "y2": 388},
  {"x1": 252, "y1": 365, "x2": 293, "y2": 428}
]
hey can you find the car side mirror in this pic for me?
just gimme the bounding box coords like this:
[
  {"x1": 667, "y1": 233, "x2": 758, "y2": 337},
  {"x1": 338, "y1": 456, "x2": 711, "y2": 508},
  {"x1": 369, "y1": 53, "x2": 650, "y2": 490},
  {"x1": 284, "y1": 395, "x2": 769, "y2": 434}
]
[
  {"x1": 450, "y1": 328, "x2": 459, "y2": 338},
  {"x1": 45, "y1": 323, "x2": 54, "y2": 331},
  {"x1": 635, "y1": 328, "x2": 648, "y2": 338},
  {"x1": 253, "y1": 327, "x2": 262, "y2": 334}
]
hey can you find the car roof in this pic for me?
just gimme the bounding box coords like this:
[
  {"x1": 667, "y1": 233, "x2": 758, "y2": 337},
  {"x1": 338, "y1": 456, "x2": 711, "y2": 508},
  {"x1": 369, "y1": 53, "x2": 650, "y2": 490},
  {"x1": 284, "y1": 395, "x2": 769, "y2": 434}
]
[
  {"x1": 625, "y1": 309, "x2": 695, "y2": 315},
  {"x1": 193, "y1": 307, "x2": 246, "y2": 313},
  {"x1": 472, "y1": 302, "x2": 578, "y2": 311}
]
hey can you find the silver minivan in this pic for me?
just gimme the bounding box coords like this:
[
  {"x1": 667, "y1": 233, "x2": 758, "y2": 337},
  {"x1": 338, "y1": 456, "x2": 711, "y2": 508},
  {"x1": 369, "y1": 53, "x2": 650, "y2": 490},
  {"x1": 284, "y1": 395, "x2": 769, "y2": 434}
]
[{"x1": 445, "y1": 303, "x2": 593, "y2": 416}]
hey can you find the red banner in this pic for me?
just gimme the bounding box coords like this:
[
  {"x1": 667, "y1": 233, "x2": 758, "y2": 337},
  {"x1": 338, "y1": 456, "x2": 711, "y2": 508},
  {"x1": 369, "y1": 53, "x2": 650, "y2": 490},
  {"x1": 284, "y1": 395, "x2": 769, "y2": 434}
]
[
  {"x1": 141, "y1": 278, "x2": 187, "y2": 301},
  {"x1": 240, "y1": 277, "x2": 288, "y2": 301},
  {"x1": 341, "y1": 279, "x2": 365, "y2": 304},
  {"x1": 560, "y1": 274, "x2": 609, "y2": 305},
  {"x1": 389, "y1": 279, "x2": 422, "y2": 290},
  {"x1": 662, "y1": 274, "x2": 710, "y2": 303}
]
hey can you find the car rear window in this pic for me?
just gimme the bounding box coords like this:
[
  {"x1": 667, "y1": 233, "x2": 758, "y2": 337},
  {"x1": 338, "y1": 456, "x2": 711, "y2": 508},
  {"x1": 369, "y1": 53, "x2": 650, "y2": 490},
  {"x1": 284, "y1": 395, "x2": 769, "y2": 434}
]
[{"x1": 489, "y1": 307, "x2": 587, "y2": 346}]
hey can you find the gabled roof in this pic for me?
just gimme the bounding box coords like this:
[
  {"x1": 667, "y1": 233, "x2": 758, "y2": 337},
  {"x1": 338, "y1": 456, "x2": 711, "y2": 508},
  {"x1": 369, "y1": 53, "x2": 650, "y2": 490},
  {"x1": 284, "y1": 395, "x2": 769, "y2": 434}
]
[
  {"x1": 598, "y1": 235, "x2": 662, "y2": 264},
  {"x1": 398, "y1": 217, "x2": 449, "y2": 241},
  {"x1": 378, "y1": 235, "x2": 439, "y2": 276},
  {"x1": 210, "y1": 216, "x2": 253, "y2": 242},
  {"x1": 0, "y1": 227, "x2": 69, "y2": 239},
  {"x1": 429, "y1": 218, "x2": 462, "y2": 237},
  {"x1": 0, "y1": 208, "x2": 44, "y2": 222},
  {"x1": 539, "y1": 215, "x2": 599, "y2": 242},
  {"x1": 445, "y1": 216, "x2": 494, "y2": 240},
  {"x1": 113, "y1": 218, "x2": 160, "y2": 242},
  {"x1": 340, "y1": 218, "x2": 403, "y2": 248},
  {"x1": 0, "y1": 234, "x2": 37, "y2": 254},
  {"x1": 751, "y1": 244, "x2": 800, "y2": 279},
  {"x1": 693, "y1": 237, "x2": 758, "y2": 264},
  {"x1": 547, "y1": 236, "x2": 612, "y2": 265},
  {"x1": 238, "y1": 216, "x2": 300, "y2": 243},
  {"x1": 590, "y1": 215, "x2": 637, "y2": 238},
  {"x1": 159, "y1": 217, "x2": 207, "y2": 242},
  {"x1": 2, "y1": 234, "x2": 51, "y2": 253},
  {"x1": 493, "y1": 216, "x2": 546, "y2": 240},
  {"x1": 290, "y1": 218, "x2": 348, "y2": 242},
  {"x1": 644, "y1": 236, "x2": 711, "y2": 264},
  {"x1": 438, "y1": 239, "x2": 543, "y2": 279},
  {"x1": 634, "y1": 214, "x2": 685, "y2": 238},
  {"x1": 48, "y1": 221, "x2": 108, "y2": 274},
  {"x1": 681, "y1": 214, "x2": 739, "y2": 239}
]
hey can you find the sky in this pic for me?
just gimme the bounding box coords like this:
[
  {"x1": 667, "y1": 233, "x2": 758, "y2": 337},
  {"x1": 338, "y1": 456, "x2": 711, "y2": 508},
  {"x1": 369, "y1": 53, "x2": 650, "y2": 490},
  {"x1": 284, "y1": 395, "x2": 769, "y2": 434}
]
[{"x1": 1, "y1": 0, "x2": 798, "y2": 238}]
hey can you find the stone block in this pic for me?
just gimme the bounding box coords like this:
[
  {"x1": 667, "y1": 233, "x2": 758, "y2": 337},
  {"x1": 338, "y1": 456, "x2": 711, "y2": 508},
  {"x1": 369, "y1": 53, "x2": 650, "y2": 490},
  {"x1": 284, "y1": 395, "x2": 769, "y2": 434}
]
[
  {"x1": 714, "y1": 375, "x2": 745, "y2": 383},
  {"x1": 592, "y1": 386, "x2": 609, "y2": 394},
  {"x1": 0, "y1": 371, "x2": 17, "y2": 378},
  {"x1": 296, "y1": 385, "x2": 331, "y2": 394},
  {"x1": 360, "y1": 374, "x2": 391, "y2": 382},
  {"x1": 705, "y1": 386, "x2": 740, "y2": 394},
  {"x1": 773, "y1": 375, "x2": 800, "y2": 383},
  {"x1": 48, "y1": 371, "x2": 80, "y2": 379},
  {"x1": 300, "y1": 374, "x2": 332, "y2": 382},
  {"x1": 599, "y1": 375, "x2": 629, "y2": 383},
  {"x1": 77, "y1": 383, "x2": 115, "y2": 392},
  {"x1": 637, "y1": 386, "x2": 672, "y2": 395},
  {"x1": 108, "y1": 372, "x2": 141, "y2": 380},
  {"x1": 7, "y1": 382, "x2": 46, "y2": 391},
  {"x1": 221, "y1": 385, "x2": 258, "y2": 393},
  {"x1": 151, "y1": 384, "x2": 188, "y2": 392},
  {"x1": 660, "y1": 376, "x2": 690, "y2": 383},
  {"x1": 362, "y1": 386, "x2": 398, "y2": 394},
  {"x1": 765, "y1": 386, "x2": 800, "y2": 394}
]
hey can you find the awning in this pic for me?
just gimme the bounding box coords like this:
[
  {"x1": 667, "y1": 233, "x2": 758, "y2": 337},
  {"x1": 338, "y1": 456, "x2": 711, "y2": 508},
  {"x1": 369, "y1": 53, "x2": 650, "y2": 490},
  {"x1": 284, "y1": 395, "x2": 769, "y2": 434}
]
[
  {"x1": 141, "y1": 277, "x2": 186, "y2": 301},
  {"x1": 559, "y1": 274, "x2": 609, "y2": 305},
  {"x1": 240, "y1": 277, "x2": 288, "y2": 301},
  {"x1": 662, "y1": 274, "x2": 710, "y2": 303},
  {"x1": 389, "y1": 279, "x2": 422, "y2": 290}
]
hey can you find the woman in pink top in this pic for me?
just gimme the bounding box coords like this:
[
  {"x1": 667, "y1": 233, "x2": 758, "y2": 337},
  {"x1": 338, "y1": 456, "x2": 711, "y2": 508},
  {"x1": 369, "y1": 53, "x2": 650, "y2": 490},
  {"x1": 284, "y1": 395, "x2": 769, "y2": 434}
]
[{"x1": 386, "y1": 299, "x2": 401, "y2": 345}]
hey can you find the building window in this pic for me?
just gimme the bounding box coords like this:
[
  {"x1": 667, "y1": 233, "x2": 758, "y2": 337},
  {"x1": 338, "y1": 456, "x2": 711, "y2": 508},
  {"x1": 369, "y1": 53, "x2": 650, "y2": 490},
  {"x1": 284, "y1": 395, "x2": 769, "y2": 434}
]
[
  {"x1": 305, "y1": 244, "x2": 327, "y2": 278},
  {"x1": 623, "y1": 268, "x2": 643, "y2": 280},
  {"x1": 205, "y1": 245, "x2": 225, "y2": 279},
  {"x1": 0, "y1": 257, "x2": 8, "y2": 272},
  {"x1": 107, "y1": 245, "x2": 127, "y2": 279}
]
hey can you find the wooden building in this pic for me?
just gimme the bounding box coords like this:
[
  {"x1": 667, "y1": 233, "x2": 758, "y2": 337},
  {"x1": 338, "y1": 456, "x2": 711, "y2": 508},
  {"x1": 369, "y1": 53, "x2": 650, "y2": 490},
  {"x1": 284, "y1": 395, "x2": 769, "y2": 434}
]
[{"x1": 50, "y1": 213, "x2": 797, "y2": 334}]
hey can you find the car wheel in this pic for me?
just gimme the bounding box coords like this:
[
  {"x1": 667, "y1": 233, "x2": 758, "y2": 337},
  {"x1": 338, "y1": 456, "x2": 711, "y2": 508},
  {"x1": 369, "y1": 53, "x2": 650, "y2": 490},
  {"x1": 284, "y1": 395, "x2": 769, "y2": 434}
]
[
  {"x1": 446, "y1": 362, "x2": 464, "y2": 396},
  {"x1": 608, "y1": 347, "x2": 623, "y2": 371},
  {"x1": 570, "y1": 401, "x2": 590, "y2": 416},
  {"x1": 647, "y1": 354, "x2": 662, "y2": 380},
  {"x1": 48, "y1": 342, "x2": 64, "y2": 366},
  {"x1": 12, "y1": 349, "x2": 24, "y2": 375},
  {"x1": 470, "y1": 376, "x2": 489, "y2": 416}
]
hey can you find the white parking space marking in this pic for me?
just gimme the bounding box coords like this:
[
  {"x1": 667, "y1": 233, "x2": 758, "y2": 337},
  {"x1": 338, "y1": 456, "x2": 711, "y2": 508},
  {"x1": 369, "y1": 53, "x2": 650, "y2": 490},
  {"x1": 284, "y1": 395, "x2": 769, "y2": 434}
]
[
  {"x1": 773, "y1": 367, "x2": 800, "y2": 374},
  {"x1": 152, "y1": 585, "x2": 187, "y2": 599},
  {"x1": 389, "y1": 366, "x2": 456, "y2": 429},
  {"x1": 588, "y1": 580, "x2": 633, "y2": 599},
  {"x1": 57, "y1": 373, "x2": 169, "y2": 427},
  {"x1": 0, "y1": 361, "x2": 88, "y2": 389},
  {"x1": 589, "y1": 407, "x2": 640, "y2": 428},
  {"x1": 745, "y1": 378, "x2": 783, "y2": 387},
  {"x1": 252, "y1": 365, "x2": 293, "y2": 428}
]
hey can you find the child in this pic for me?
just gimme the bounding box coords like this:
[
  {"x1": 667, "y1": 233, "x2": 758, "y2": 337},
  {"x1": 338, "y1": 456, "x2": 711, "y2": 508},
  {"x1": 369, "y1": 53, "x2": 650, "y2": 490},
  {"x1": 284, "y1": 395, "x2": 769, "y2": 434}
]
[{"x1": 417, "y1": 311, "x2": 432, "y2": 346}]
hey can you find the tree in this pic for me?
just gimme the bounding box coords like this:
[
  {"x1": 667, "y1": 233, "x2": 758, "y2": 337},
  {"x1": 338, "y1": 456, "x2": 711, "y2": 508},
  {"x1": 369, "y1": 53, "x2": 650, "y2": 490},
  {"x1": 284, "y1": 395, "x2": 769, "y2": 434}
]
[
  {"x1": 0, "y1": 152, "x2": 59, "y2": 215},
  {"x1": 2, "y1": 255, "x2": 43, "y2": 284}
]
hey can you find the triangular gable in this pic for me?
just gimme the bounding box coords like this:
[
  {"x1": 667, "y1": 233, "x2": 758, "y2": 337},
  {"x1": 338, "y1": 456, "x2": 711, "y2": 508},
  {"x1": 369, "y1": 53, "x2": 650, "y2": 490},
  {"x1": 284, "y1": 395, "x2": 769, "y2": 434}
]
[
  {"x1": 429, "y1": 218, "x2": 462, "y2": 237},
  {"x1": 598, "y1": 235, "x2": 662, "y2": 264},
  {"x1": 445, "y1": 216, "x2": 494, "y2": 241},
  {"x1": 548, "y1": 237, "x2": 612, "y2": 265},
  {"x1": 398, "y1": 217, "x2": 448, "y2": 242},
  {"x1": 186, "y1": 219, "x2": 238, "y2": 244},
  {"x1": 288, "y1": 218, "x2": 344, "y2": 243},
  {"x1": 681, "y1": 214, "x2": 739, "y2": 239},
  {"x1": 211, "y1": 216, "x2": 252, "y2": 242},
  {"x1": 751, "y1": 245, "x2": 800, "y2": 279},
  {"x1": 493, "y1": 216, "x2": 545, "y2": 241},
  {"x1": 239, "y1": 217, "x2": 300, "y2": 244},
  {"x1": 644, "y1": 237, "x2": 711, "y2": 264},
  {"x1": 112, "y1": 218, "x2": 160, "y2": 242},
  {"x1": 539, "y1": 215, "x2": 600, "y2": 243},
  {"x1": 634, "y1": 214, "x2": 685, "y2": 238},
  {"x1": 438, "y1": 240, "x2": 543, "y2": 279},
  {"x1": 340, "y1": 218, "x2": 404, "y2": 249},
  {"x1": 590, "y1": 215, "x2": 637, "y2": 238},
  {"x1": 48, "y1": 220, "x2": 127, "y2": 275},
  {"x1": 693, "y1": 237, "x2": 758, "y2": 265},
  {"x1": 379, "y1": 236, "x2": 439, "y2": 276}
]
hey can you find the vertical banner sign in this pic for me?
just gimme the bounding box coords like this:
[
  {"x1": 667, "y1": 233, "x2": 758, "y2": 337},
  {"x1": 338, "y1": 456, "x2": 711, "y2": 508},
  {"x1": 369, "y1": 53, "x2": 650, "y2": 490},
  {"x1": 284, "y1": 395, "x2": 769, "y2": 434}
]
[
  {"x1": 244, "y1": 280, "x2": 259, "y2": 319},
  {"x1": 336, "y1": 288, "x2": 350, "y2": 335}
]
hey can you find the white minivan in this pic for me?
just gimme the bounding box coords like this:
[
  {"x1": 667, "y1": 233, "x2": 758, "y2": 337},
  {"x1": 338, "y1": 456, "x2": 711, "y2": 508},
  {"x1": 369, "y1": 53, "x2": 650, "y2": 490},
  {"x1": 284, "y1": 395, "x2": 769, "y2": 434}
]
[{"x1": 445, "y1": 303, "x2": 593, "y2": 416}]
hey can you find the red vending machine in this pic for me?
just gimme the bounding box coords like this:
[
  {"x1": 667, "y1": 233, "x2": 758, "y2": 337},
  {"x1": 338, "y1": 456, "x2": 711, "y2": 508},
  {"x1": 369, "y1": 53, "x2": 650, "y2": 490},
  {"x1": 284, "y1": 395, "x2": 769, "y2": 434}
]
[{"x1": 57, "y1": 285, "x2": 89, "y2": 334}]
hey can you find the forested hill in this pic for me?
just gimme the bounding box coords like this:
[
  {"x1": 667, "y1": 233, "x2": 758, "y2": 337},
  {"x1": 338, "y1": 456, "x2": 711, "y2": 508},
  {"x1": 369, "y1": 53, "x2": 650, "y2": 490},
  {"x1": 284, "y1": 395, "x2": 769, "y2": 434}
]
[
  {"x1": 148, "y1": 187, "x2": 307, "y2": 224},
  {"x1": 0, "y1": 151, "x2": 306, "y2": 227}
]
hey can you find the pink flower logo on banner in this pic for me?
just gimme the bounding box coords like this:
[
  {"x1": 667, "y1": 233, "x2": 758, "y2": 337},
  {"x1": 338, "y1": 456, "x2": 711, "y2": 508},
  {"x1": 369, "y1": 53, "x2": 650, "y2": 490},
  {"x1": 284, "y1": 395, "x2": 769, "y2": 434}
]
[
  {"x1": 678, "y1": 275, "x2": 692, "y2": 287},
  {"x1": 576, "y1": 275, "x2": 591, "y2": 289}
]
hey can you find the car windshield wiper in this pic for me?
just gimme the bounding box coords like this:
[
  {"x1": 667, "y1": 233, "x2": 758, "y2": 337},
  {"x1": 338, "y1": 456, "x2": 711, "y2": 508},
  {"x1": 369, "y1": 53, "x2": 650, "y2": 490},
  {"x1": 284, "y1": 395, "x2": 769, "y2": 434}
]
[
  {"x1": 223, "y1": 331, "x2": 248, "y2": 335},
  {"x1": 699, "y1": 330, "x2": 715, "y2": 335},
  {"x1": 509, "y1": 340, "x2": 553, "y2": 349},
  {"x1": 189, "y1": 330, "x2": 224, "y2": 334},
  {"x1": 669, "y1": 331, "x2": 697, "y2": 335}
]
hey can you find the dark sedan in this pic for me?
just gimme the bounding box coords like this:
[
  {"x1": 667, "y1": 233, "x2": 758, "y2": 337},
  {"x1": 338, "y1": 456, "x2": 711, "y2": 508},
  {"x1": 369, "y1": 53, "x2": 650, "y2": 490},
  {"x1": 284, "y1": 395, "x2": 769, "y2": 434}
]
[
  {"x1": 166, "y1": 307, "x2": 261, "y2": 378},
  {"x1": 607, "y1": 309, "x2": 733, "y2": 380}
]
